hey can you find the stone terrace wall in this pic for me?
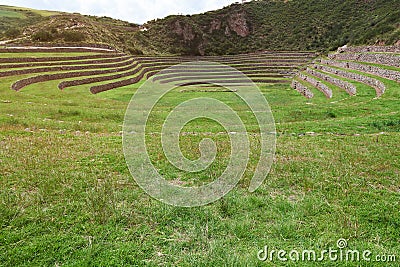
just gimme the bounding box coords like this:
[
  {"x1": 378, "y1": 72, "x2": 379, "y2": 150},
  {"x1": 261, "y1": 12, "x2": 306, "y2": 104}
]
[
  {"x1": 297, "y1": 73, "x2": 332, "y2": 98},
  {"x1": 58, "y1": 62, "x2": 141, "y2": 90},
  {"x1": 328, "y1": 53, "x2": 400, "y2": 68},
  {"x1": 306, "y1": 68, "x2": 356, "y2": 95},
  {"x1": 89, "y1": 66, "x2": 162, "y2": 94},
  {"x1": 0, "y1": 47, "x2": 115, "y2": 53},
  {"x1": 0, "y1": 56, "x2": 132, "y2": 69},
  {"x1": 291, "y1": 80, "x2": 313, "y2": 99},
  {"x1": 6, "y1": 43, "x2": 116, "y2": 50},
  {"x1": 312, "y1": 64, "x2": 386, "y2": 97},
  {"x1": 0, "y1": 59, "x2": 135, "y2": 78},
  {"x1": 337, "y1": 46, "x2": 400, "y2": 53},
  {"x1": 0, "y1": 54, "x2": 124, "y2": 63},
  {"x1": 320, "y1": 59, "x2": 400, "y2": 82},
  {"x1": 11, "y1": 64, "x2": 135, "y2": 91}
]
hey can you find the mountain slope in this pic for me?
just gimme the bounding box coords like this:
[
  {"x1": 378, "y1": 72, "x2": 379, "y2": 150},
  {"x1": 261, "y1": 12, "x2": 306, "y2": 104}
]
[
  {"x1": 1, "y1": 0, "x2": 400, "y2": 55},
  {"x1": 0, "y1": 5, "x2": 61, "y2": 40},
  {"x1": 134, "y1": 0, "x2": 400, "y2": 55},
  {"x1": 0, "y1": 5, "x2": 141, "y2": 53}
]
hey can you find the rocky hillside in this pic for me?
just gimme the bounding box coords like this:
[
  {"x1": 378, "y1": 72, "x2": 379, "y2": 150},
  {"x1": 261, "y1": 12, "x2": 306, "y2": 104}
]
[
  {"x1": 135, "y1": 0, "x2": 400, "y2": 55},
  {"x1": 1, "y1": 0, "x2": 400, "y2": 55},
  {"x1": 0, "y1": 5, "x2": 141, "y2": 53}
]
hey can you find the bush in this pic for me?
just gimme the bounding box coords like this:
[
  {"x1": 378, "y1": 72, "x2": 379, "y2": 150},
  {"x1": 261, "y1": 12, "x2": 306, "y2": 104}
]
[
  {"x1": 5, "y1": 28, "x2": 21, "y2": 38},
  {"x1": 62, "y1": 31, "x2": 86, "y2": 42},
  {"x1": 32, "y1": 30, "x2": 54, "y2": 42},
  {"x1": 127, "y1": 47, "x2": 143, "y2": 55}
]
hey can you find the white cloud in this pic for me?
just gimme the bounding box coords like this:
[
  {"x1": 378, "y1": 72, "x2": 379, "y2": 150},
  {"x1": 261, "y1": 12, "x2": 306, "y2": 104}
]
[{"x1": 0, "y1": 0, "x2": 240, "y2": 24}]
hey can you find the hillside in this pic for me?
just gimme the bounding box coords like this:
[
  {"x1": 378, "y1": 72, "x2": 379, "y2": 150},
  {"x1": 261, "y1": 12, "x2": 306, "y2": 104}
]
[
  {"x1": 0, "y1": 5, "x2": 60, "y2": 40},
  {"x1": 1, "y1": 0, "x2": 400, "y2": 55},
  {"x1": 0, "y1": 5, "x2": 141, "y2": 53},
  {"x1": 136, "y1": 0, "x2": 400, "y2": 55}
]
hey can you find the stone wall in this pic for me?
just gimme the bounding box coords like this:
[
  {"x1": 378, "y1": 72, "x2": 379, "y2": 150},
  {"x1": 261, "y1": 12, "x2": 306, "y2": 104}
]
[
  {"x1": 290, "y1": 80, "x2": 313, "y2": 99},
  {"x1": 0, "y1": 47, "x2": 115, "y2": 53},
  {"x1": 312, "y1": 64, "x2": 386, "y2": 97},
  {"x1": 328, "y1": 53, "x2": 400, "y2": 68},
  {"x1": 297, "y1": 73, "x2": 332, "y2": 98},
  {"x1": 58, "y1": 62, "x2": 141, "y2": 90},
  {"x1": 6, "y1": 43, "x2": 116, "y2": 51},
  {"x1": 11, "y1": 64, "x2": 134, "y2": 91},
  {"x1": 320, "y1": 59, "x2": 400, "y2": 82},
  {"x1": 306, "y1": 68, "x2": 356, "y2": 96},
  {"x1": 337, "y1": 45, "x2": 400, "y2": 53},
  {"x1": 0, "y1": 56, "x2": 131, "y2": 69},
  {"x1": 0, "y1": 59, "x2": 135, "y2": 78},
  {"x1": 0, "y1": 54, "x2": 124, "y2": 63}
]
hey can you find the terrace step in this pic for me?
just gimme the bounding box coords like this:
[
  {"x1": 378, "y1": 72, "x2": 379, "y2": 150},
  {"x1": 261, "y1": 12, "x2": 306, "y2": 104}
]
[
  {"x1": 319, "y1": 59, "x2": 400, "y2": 82},
  {"x1": 291, "y1": 80, "x2": 314, "y2": 98},
  {"x1": 306, "y1": 68, "x2": 356, "y2": 96},
  {"x1": 297, "y1": 73, "x2": 333, "y2": 98},
  {"x1": 312, "y1": 64, "x2": 386, "y2": 97}
]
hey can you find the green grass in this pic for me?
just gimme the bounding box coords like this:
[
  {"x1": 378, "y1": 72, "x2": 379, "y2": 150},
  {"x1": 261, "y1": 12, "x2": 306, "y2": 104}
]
[
  {"x1": 0, "y1": 5, "x2": 60, "y2": 17},
  {"x1": 0, "y1": 53, "x2": 399, "y2": 266},
  {"x1": 0, "y1": 52, "x2": 102, "y2": 58},
  {"x1": 0, "y1": 10, "x2": 25, "y2": 19}
]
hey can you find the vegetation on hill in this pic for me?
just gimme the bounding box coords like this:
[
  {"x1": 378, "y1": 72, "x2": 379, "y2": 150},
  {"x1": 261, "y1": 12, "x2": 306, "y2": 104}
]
[
  {"x1": 1, "y1": 0, "x2": 400, "y2": 55},
  {"x1": 0, "y1": 5, "x2": 60, "y2": 40},
  {"x1": 135, "y1": 0, "x2": 400, "y2": 55},
  {"x1": 0, "y1": 5, "x2": 142, "y2": 54},
  {"x1": 27, "y1": 14, "x2": 140, "y2": 50}
]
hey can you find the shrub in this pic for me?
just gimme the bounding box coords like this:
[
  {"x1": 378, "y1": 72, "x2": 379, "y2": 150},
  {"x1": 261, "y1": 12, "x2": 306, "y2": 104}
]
[
  {"x1": 32, "y1": 30, "x2": 54, "y2": 42},
  {"x1": 5, "y1": 28, "x2": 21, "y2": 38},
  {"x1": 126, "y1": 46, "x2": 143, "y2": 55},
  {"x1": 62, "y1": 31, "x2": 86, "y2": 42}
]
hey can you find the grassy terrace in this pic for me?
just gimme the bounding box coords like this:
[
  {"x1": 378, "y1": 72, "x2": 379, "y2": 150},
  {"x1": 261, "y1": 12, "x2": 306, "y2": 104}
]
[
  {"x1": 0, "y1": 5, "x2": 60, "y2": 17},
  {"x1": 293, "y1": 49, "x2": 400, "y2": 100},
  {"x1": 0, "y1": 52, "x2": 102, "y2": 58},
  {"x1": 0, "y1": 51, "x2": 399, "y2": 266},
  {"x1": 0, "y1": 50, "x2": 312, "y2": 94}
]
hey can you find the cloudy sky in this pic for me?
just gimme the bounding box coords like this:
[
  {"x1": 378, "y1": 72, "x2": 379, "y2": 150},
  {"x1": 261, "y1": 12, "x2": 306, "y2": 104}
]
[{"x1": 0, "y1": 0, "x2": 240, "y2": 24}]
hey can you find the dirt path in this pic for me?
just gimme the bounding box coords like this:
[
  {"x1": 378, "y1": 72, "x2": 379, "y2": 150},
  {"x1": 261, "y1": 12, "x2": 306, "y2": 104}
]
[{"x1": 0, "y1": 38, "x2": 22, "y2": 45}]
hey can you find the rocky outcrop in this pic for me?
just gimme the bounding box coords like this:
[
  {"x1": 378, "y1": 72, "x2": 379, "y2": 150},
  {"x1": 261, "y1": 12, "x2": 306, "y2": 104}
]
[
  {"x1": 209, "y1": 19, "x2": 222, "y2": 33},
  {"x1": 173, "y1": 20, "x2": 195, "y2": 42},
  {"x1": 227, "y1": 11, "x2": 250, "y2": 37}
]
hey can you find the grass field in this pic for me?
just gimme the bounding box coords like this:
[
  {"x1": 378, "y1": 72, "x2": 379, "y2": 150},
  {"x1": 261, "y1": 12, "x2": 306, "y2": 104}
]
[
  {"x1": 0, "y1": 10, "x2": 25, "y2": 19},
  {"x1": 0, "y1": 53, "x2": 102, "y2": 58},
  {"x1": 0, "y1": 52, "x2": 399, "y2": 266},
  {"x1": 0, "y1": 5, "x2": 60, "y2": 17}
]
